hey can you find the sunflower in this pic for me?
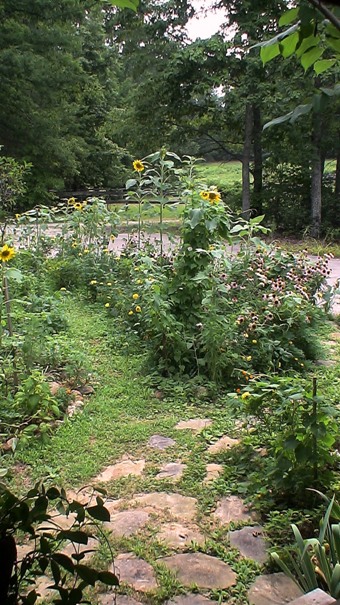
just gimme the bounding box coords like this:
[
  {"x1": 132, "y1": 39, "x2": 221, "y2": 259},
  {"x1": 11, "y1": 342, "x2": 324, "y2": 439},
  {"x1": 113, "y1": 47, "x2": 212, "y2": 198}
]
[
  {"x1": 73, "y1": 202, "x2": 84, "y2": 211},
  {"x1": 0, "y1": 244, "x2": 16, "y2": 262},
  {"x1": 200, "y1": 190, "x2": 209, "y2": 200},
  {"x1": 207, "y1": 190, "x2": 221, "y2": 204},
  {"x1": 67, "y1": 197, "x2": 76, "y2": 205},
  {"x1": 133, "y1": 160, "x2": 145, "y2": 172},
  {"x1": 135, "y1": 306, "x2": 142, "y2": 313}
]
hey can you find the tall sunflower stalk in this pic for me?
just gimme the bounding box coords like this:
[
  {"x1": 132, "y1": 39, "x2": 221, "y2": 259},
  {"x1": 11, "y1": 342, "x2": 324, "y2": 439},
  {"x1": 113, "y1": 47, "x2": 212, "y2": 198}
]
[
  {"x1": 0, "y1": 244, "x2": 18, "y2": 386},
  {"x1": 132, "y1": 160, "x2": 145, "y2": 249}
]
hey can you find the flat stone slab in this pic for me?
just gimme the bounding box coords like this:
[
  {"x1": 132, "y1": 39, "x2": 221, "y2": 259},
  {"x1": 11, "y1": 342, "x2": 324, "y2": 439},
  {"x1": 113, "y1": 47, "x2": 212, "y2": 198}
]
[
  {"x1": 157, "y1": 522, "x2": 205, "y2": 549},
  {"x1": 175, "y1": 419, "x2": 212, "y2": 432},
  {"x1": 229, "y1": 525, "x2": 267, "y2": 564},
  {"x1": 99, "y1": 595, "x2": 142, "y2": 605},
  {"x1": 166, "y1": 596, "x2": 218, "y2": 605},
  {"x1": 156, "y1": 463, "x2": 186, "y2": 481},
  {"x1": 159, "y1": 553, "x2": 236, "y2": 589},
  {"x1": 213, "y1": 496, "x2": 257, "y2": 525},
  {"x1": 289, "y1": 588, "x2": 336, "y2": 604},
  {"x1": 248, "y1": 573, "x2": 303, "y2": 605},
  {"x1": 95, "y1": 459, "x2": 145, "y2": 482},
  {"x1": 105, "y1": 509, "x2": 150, "y2": 537},
  {"x1": 113, "y1": 553, "x2": 158, "y2": 592},
  {"x1": 203, "y1": 463, "x2": 224, "y2": 484},
  {"x1": 131, "y1": 492, "x2": 197, "y2": 521},
  {"x1": 61, "y1": 537, "x2": 98, "y2": 562},
  {"x1": 148, "y1": 435, "x2": 176, "y2": 449},
  {"x1": 208, "y1": 435, "x2": 240, "y2": 454},
  {"x1": 315, "y1": 359, "x2": 335, "y2": 367}
]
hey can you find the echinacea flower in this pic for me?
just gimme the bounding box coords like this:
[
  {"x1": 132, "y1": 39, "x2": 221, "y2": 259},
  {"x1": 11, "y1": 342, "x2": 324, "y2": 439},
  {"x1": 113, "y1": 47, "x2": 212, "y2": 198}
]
[
  {"x1": 0, "y1": 244, "x2": 15, "y2": 262},
  {"x1": 133, "y1": 160, "x2": 145, "y2": 172}
]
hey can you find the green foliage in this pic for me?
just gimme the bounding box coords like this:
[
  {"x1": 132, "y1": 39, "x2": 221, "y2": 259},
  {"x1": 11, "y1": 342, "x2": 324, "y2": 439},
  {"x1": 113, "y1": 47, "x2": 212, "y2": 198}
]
[
  {"x1": 0, "y1": 481, "x2": 118, "y2": 604},
  {"x1": 0, "y1": 154, "x2": 31, "y2": 217},
  {"x1": 239, "y1": 377, "x2": 338, "y2": 497},
  {"x1": 272, "y1": 494, "x2": 340, "y2": 598}
]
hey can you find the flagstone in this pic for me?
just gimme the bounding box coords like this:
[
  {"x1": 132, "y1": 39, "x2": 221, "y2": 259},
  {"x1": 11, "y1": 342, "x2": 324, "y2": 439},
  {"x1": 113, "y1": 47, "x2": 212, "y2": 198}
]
[
  {"x1": 105, "y1": 509, "x2": 150, "y2": 537},
  {"x1": 159, "y1": 552, "x2": 236, "y2": 589},
  {"x1": 61, "y1": 537, "x2": 98, "y2": 561},
  {"x1": 247, "y1": 573, "x2": 303, "y2": 605},
  {"x1": 229, "y1": 525, "x2": 267, "y2": 563},
  {"x1": 99, "y1": 594, "x2": 142, "y2": 605},
  {"x1": 148, "y1": 435, "x2": 176, "y2": 449},
  {"x1": 213, "y1": 495, "x2": 257, "y2": 525},
  {"x1": 131, "y1": 492, "x2": 197, "y2": 521},
  {"x1": 113, "y1": 553, "x2": 158, "y2": 593},
  {"x1": 156, "y1": 522, "x2": 205, "y2": 549},
  {"x1": 166, "y1": 596, "x2": 218, "y2": 605},
  {"x1": 156, "y1": 462, "x2": 187, "y2": 481},
  {"x1": 203, "y1": 463, "x2": 224, "y2": 483},
  {"x1": 175, "y1": 419, "x2": 212, "y2": 432},
  {"x1": 208, "y1": 435, "x2": 240, "y2": 454},
  {"x1": 95, "y1": 458, "x2": 145, "y2": 482}
]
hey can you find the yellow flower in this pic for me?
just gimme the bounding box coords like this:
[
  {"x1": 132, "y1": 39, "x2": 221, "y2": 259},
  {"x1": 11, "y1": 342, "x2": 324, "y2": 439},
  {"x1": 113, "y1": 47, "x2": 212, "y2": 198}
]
[
  {"x1": 107, "y1": 282, "x2": 112, "y2": 286},
  {"x1": 137, "y1": 279, "x2": 143, "y2": 284},
  {"x1": 73, "y1": 202, "x2": 83, "y2": 211},
  {"x1": 60, "y1": 287, "x2": 67, "y2": 291},
  {"x1": 207, "y1": 190, "x2": 221, "y2": 204},
  {"x1": 241, "y1": 392, "x2": 250, "y2": 400},
  {"x1": 132, "y1": 293, "x2": 139, "y2": 300},
  {"x1": 105, "y1": 303, "x2": 110, "y2": 308},
  {"x1": 15, "y1": 213, "x2": 21, "y2": 220},
  {"x1": 71, "y1": 242, "x2": 77, "y2": 248},
  {"x1": 0, "y1": 244, "x2": 16, "y2": 262},
  {"x1": 84, "y1": 249, "x2": 89, "y2": 254},
  {"x1": 246, "y1": 355, "x2": 252, "y2": 361},
  {"x1": 135, "y1": 306, "x2": 141, "y2": 313},
  {"x1": 67, "y1": 197, "x2": 76, "y2": 205},
  {"x1": 200, "y1": 190, "x2": 209, "y2": 200},
  {"x1": 252, "y1": 339, "x2": 257, "y2": 344},
  {"x1": 133, "y1": 160, "x2": 145, "y2": 172},
  {"x1": 128, "y1": 310, "x2": 134, "y2": 316},
  {"x1": 90, "y1": 280, "x2": 97, "y2": 285}
]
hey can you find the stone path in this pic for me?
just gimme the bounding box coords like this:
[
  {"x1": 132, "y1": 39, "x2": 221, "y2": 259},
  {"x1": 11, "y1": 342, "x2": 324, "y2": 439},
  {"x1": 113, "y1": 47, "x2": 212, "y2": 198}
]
[{"x1": 19, "y1": 416, "x2": 315, "y2": 605}]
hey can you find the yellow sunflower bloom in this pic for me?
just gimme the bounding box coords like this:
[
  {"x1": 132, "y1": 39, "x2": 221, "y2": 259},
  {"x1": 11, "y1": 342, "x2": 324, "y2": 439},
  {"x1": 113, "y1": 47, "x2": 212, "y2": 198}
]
[
  {"x1": 133, "y1": 160, "x2": 145, "y2": 172},
  {"x1": 200, "y1": 191, "x2": 209, "y2": 200},
  {"x1": 105, "y1": 303, "x2": 110, "y2": 308},
  {"x1": 73, "y1": 202, "x2": 83, "y2": 211},
  {"x1": 132, "y1": 293, "x2": 139, "y2": 300},
  {"x1": 67, "y1": 197, "x2": 76, "y2": 205},
  {"x1": 15, "y1": 213, "x2": 21, "y2": 220},
  {"x1": 135, "y1": 306, "x2": 142, "y2": 313},
  {"x1": 128, "y1": 310, "x2": 134, "y2": 316},
  {"x1": 0, "y1": 244, "x2": 16, "y2": 262},
  {"x1": 207, "y1": 191, "x2": 221, "y2": 204},
  {"x1": 241, "y1": 392, "x2": 250, "y2": 400}
]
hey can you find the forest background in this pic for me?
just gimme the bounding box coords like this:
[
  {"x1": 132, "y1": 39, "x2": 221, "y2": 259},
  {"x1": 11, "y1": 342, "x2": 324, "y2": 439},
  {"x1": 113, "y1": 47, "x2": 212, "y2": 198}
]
[{"x1": 0, "y1": 0, "x2": 339, "y2": 237}]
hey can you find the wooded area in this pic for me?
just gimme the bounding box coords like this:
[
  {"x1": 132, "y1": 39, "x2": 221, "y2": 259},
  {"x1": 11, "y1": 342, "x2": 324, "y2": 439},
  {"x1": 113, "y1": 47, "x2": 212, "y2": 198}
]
[{"x1": 0, "y1": 0, "x2": 339, "y2": 236}]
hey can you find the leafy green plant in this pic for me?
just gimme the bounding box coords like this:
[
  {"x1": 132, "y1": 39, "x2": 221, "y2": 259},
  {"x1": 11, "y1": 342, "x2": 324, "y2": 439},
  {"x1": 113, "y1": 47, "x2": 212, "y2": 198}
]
[
  {"x1": 272, "y1": 494, "x2": 340, "y2": 598},
  {"x1": 0, "y1": 481, "x2": 118, "y2": 604},
  {"x1": 239, "y1": 377, "x2": 337, "y2": 497}
]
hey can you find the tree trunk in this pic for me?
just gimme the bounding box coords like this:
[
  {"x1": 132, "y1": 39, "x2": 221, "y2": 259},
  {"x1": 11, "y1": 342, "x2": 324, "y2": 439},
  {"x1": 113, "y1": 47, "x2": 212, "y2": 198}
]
[
  {"x1": 242, "y1": 103, "x2": 253, "y2": 219},
  {"x1": 310, "y1": 115, "x2": 322, "y2": 238},
  {"x1": 252, "y1": 103, "x2": 263, "y2": 215},
  {"x1": 336, "y1": 146, "x2": 340, "y2": 197}
]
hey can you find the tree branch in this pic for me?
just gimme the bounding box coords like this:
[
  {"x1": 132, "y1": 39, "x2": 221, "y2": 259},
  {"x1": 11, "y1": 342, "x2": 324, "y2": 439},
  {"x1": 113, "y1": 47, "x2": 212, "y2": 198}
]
[{"x1": 307, "y1": 0, "x2": 340, "y2": 30}]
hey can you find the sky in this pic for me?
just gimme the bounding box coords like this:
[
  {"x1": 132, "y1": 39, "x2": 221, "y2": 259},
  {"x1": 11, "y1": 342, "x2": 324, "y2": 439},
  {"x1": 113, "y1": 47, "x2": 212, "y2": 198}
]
[{"x1": 186, "y1": 0, "x2": 225, "y2": 40}]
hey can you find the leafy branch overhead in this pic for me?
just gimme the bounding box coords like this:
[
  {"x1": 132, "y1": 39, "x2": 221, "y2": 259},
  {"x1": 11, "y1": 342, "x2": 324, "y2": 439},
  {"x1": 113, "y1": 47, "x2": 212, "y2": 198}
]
[{"x1": 257, "y1": 2, "x2": 339, "y2": 72}]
